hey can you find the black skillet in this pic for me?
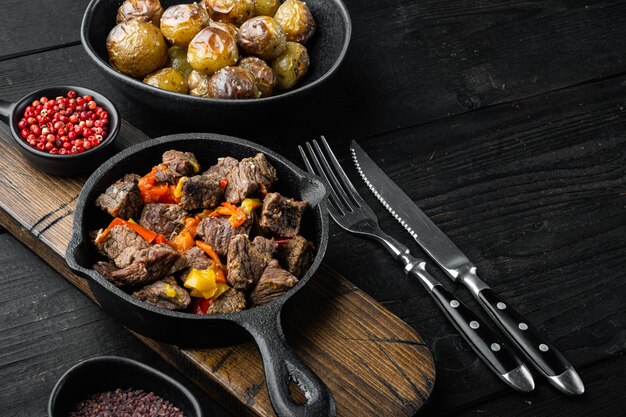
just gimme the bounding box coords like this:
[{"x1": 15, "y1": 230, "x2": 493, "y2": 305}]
[{"x1": 65, "y1": 133, "x2": 334, "y2": 417}]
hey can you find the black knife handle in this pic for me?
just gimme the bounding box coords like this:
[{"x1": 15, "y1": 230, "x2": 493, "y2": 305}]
[
  {"x1": 426, "y1": 283, "x2": 525, "y2": 377},
  {"x1": 477, "y1": 288, "x2": 571, "y2": 377}
]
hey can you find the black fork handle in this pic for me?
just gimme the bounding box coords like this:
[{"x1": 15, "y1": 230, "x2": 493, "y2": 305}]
[{"x1": 400, "y1": 255, "x2": 534, "y2": 392}]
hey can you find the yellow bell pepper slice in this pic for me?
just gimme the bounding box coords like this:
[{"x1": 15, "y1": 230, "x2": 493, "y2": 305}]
[
  {"x1": 173, "y1": 177, "x2": 187, "y2": 199},
  {"x1": 184, "y1": 268, "x2": 231, "y2": 299},
  {"x1": 164, "y1": 284, "x2": 177, "y2": 298},
  {"x1": 241, "y1": 198, "x2": 262, "y2": 214},
  {"x1": 184, "y1": 268, "x2": 216, "y2": 299},
  {"x1": 190, "y1": 160, "x2": 200, "y2": 173}
]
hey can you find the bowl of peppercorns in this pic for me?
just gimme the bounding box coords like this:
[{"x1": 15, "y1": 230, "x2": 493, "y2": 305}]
[
  {"x1": 48, "y1": 356, "x2": 203, "y2": 417},
  {"x1": 0, "y1": 86, "x2": 120, "y2": 176}
]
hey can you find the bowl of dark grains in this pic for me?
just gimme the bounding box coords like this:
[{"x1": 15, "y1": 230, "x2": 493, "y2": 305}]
[{"x1": 48, "y1": 356, "x2": 202, "y2": 417}]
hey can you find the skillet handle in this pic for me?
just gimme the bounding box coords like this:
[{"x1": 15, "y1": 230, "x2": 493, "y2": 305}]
[
  {"x1": 244, "y1": 305, "x2": 336, "y2": 417},
  {"x1": 0, "y1": 99, "x2": 15, "y2": 123}
]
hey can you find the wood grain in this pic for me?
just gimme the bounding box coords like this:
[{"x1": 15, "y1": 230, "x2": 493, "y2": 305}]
[
  {"x1": 451, "y1": 354, "x2": 626, "y2": 417},
  {"x1": 0, "y1": 0, "x2": 89, "y2": 60},
  {"x1": 3, "y1": 1, "x2": 626, "y2": 142},
  {"x1": 0, "y1": 232, "x2": 232, "y2": 417},
  {"x1": 0, "y1": 120, "x2": 435, "y2": 417}
]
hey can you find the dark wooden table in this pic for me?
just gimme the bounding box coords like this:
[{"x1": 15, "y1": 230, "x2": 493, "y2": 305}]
[{"x1": 1, "y1": 1, "x2": 626, "y2": 416}]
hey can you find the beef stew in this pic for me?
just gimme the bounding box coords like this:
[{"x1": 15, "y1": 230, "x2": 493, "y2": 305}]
[{"x1": 92, "y1": 149, "x2": 315, "y2": 314}]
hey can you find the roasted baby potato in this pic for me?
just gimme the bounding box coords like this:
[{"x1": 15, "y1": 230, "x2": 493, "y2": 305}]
[
  {"x1": 144, "y1": 67, "x2": 189, "y2": 93},
  {"x1": 208, "y1": 21, "x2": 239, "y2": 38},
  {"x1": 187, "y1": 27, "x2": 239, "y2": 74},
  {"x1": 253, "y1": 0, "x2": 279, "y2": 17},
  {"x1": 207, "y1": 66, "x2": 259, "y2": 99},
  {"x1": 203, "y1": 0, "x2": 255, "y2": 26},
  {"x1": 237, "y1": 16, "x2": 286, "y2": 60},
  {"x1": 274, "y1": 0, "x2": 315, "y2": 44},
  {"x1": 107, "y1": 20, "x2": 168, "y2": 78},
  {"x1": 188, "y1": 70, "x2": 212, "y2": 96},
  {"x1": 160, "y1": 3, "x2": 210, "y2": 47},
  {"x1": 107, "y1": 0, "x2": 317, "y2": 97},
  {"x1": 271, "y1": 41, "x2": 309, "y2": 90},
  {"x1": 116, "y1": 0, "x2": 164, "y2": 26},
  {"x1": 238, "y1": 56, "x2": 276, "y2": 97},
  {"x1": 167, "y1": 46, "x2": 193, "y2": 77}
]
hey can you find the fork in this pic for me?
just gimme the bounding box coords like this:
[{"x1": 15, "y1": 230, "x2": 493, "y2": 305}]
[{"x1": 299, "y1": 137, "x2": 535, "y2": 392}]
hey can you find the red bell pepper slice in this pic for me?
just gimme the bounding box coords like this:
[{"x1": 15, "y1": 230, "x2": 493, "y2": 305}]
[
  {"x1": 193, "y1": 298, "x2": 213, "y2": 314},
  {"x1": 95, "y1": 218, "x2": 168, "y2": 245}
]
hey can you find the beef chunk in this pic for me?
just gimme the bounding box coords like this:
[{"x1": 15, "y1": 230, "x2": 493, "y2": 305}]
[
  {"x1": 154, "y1": 164, "x2": 180, "y2": 185},
  {"x1": 93, "y1": 261, "x2": 117, "y2": 276},
  {"x1": 252, "y1": 236, "x2": 277, "y2": 259},
  {"x1": 277, "y1": 235, "x2": 315, "y2": 278},
  {"x1": 132, "y1": 276, "x2": 191, "y2": 310},
  {"x1": 226, "y1": 234, "x2": 270, "y2": 291},
  {"x1": 196, "y1": 215, "x2": 251, "y2": 257},
  {"x1": 154, "y1": 150, "x2": 200, "y2": 184},
  {"x1": 205, "y1": 156, "x2": 239, "y2": 179},
  {"x1": 94, "y1": 227, "x2": 181, "y2": 287},
  {"x1": 207, "y1": 288, "x2": 247, "y2": 314},
  {"x1": 182, "y1": 246, "x2": 212, "y2": 270},
  {"x1": 94, "y1": 261, "x2": 148, "y2": 287},
  {"x1": 95, "y1": 225, "x2": 150, "y2": 268},
  {"x1": 163, "y1": 150, "x2": 200, "y2": 175},
  {"x1": 175, "y1": 246, "x2": 213, "y2": 281},
  {"x1": 259, "y1": 193, "x2": 308, "y2": 238},
  {"x1": 95, "y1": 174, "x2": 143, "y2": 220},
  {"x1": 179, "y1": 172, "x2": 224, "y2": 211},
  {"x1": 250, "y1": 260, "x2": 298, "y2": 306},
  {"x1": 146, "y1": 243, "x2": 182, "y2": 279},
  {"x1": 225, "y1": 153, "x2": 277, "y2": 203},
  {"x1": 139, "y1": 203, "x2": 187, "y2": 238}
]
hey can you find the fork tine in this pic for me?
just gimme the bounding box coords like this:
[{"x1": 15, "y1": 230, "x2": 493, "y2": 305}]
[
  {"x1": 300, "y1": 142, "x2": 346, "y2": 215},
  {"x1": 299, "y1": 145, "x2": 344, "y2": 221},
  {"x1": 310, "y1": 139, "x2": 356, "y2": 211},
  {"x1": 298, "y1": 144, "x2": 342, "y2": 216},
  {"x1": 319, "y1": 136, "x2": 366, "y2": 208},
  {"x1": 298, "y1": 144, "x2": 315, "y2": 174}
]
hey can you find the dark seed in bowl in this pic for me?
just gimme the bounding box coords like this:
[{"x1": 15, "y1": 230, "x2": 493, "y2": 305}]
[{"x1": 68, "y1": 388, "x2": 184, "y2": 417}]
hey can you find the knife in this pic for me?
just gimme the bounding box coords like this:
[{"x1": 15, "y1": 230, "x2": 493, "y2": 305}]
[{"x1": 351, "y1": 141, "x2": 585, "y2": 395}]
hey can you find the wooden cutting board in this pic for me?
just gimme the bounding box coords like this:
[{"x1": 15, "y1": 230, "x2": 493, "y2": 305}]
[{"x1": 0, "y1": 120, "x2": 435, "y2": 417}]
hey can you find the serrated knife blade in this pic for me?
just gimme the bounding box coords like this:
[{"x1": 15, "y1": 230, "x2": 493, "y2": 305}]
[
  {"x1": 350, "y1": 142, "x2": 472, "y2": 281},
  {"x1": 350, "y1": 140, "x2": 585, "y2": 396}
]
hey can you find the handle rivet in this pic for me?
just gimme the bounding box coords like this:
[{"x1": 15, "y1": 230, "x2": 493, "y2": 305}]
[
  {"x1": 470, "y1": 321, "x2": 479, "y2": 329},
  {"x1": 450, "y1": 300, "x2": 460, "y2": 308},
  {"x1": 496, "y1": 302, "x2": 507, "y2": 310},
  {"x1": 490, "y1": 343, "x2": 501, "y2": 352},
  {"x1": 539, "y1": 344, "x2": 549, "y2": 352},
  {"x1": 518, "y1": 323, "x2": 528, "y2": 330}
]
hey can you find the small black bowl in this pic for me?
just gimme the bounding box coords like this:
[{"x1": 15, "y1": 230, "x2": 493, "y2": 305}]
[
  {"x1": 81, "y1": 0, "x2": 351, "y2": 124},
  {"x1": 0, "y1": 86, "x2": 120, "y2": 176},
  {"x1": 48, "y1": 356, "x2": 203, "y2": 417}
]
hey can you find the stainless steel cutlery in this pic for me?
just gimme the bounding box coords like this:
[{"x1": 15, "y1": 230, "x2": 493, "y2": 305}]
[
  {"x1": 299, "y1": 136, "x2": 584, "y2": 395},
  {"x1": 299, "y1": 137, "x2": 535, "y2": 393},
  {"x1": 349, "y1": 141, "x2": 584, "y2": 395}
]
